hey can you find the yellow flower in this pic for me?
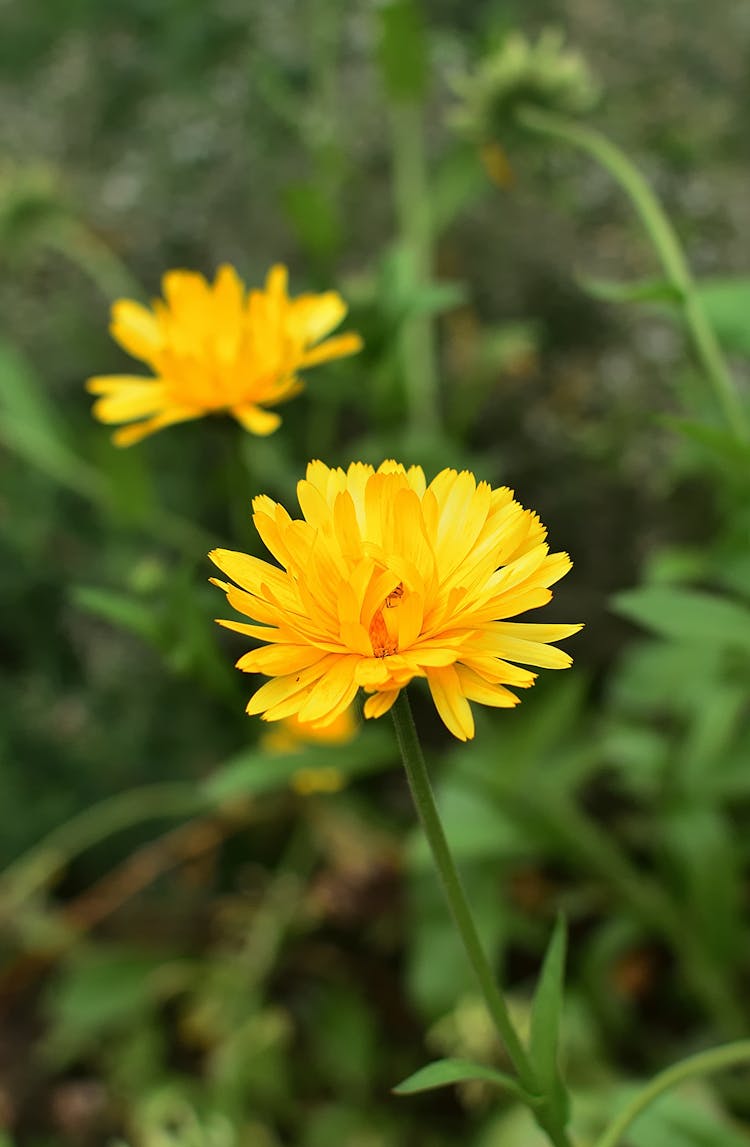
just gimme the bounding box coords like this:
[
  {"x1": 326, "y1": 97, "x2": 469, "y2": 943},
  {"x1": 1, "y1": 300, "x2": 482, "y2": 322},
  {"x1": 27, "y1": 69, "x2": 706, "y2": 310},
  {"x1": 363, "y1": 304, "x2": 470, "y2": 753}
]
[
  {"x1": 290, "y1": 767, "x2": 347, "y2": 796},
  {"x1": 210, "y1": 461, "x2": 581, "y2": 741},
  {"x1": 262, "y1": 706, "x2": 359, "y2": 754},
  {"x1": 87, "y1": 264, "x2": 362, "y2": 446}
]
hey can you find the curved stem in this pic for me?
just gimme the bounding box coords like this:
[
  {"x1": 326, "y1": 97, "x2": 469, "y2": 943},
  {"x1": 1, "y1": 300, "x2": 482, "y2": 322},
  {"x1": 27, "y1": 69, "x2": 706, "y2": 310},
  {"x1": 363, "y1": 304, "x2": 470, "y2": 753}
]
[
  {"x1": 45, "y1": 219, "x2": 144, "y2": 301},
  {"x1": 0, "y1": 782, "x2": 202, "y2": 910},
  {"x1": 594, "y1": 1041, "x2": 750, "y2": 1147},
  {"x1": 516, "y1": 106, "x2": 748, "y2": 443},
  {"x1": 390, "y1": 691, "x2": 575, "y2": 1147}
]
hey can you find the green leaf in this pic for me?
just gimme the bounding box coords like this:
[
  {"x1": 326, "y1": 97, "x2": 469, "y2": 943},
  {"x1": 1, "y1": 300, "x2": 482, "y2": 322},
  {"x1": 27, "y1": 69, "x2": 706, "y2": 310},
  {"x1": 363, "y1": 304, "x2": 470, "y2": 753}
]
[
  {"x1": 612, "y1": 586, "x2": 750, "y2": 650},
  {"x1": 404, "y1": 280, "x2": 468, "y2": 317},
  {"x1": 695, "y1": 277, "x2": 750, "y2": 356},
  {"x1": 615, "y1": 1081, "x2": 750, "y2": 1147},
  {"x1": 71, "y1": 586, "x2": 161, "y2": 646},
  {"x1": 202, "y1": 728, "x2": 395, "y2": 802},
  {"x1": 378, "y1": 0, "x2": 427, "y2": 102},
  {"x1": 529, "y1": 916, "x2": 568, "y2": 1122},
  {"x1": 0, "y1": 338, "x2": 99, "y2": 497},
  {"x1": 662, "y1": 807, "x2": 742, "y2": 967},
  {"x1": 408, "y1": 776, "x2": 526, "y2": 865},
  {"x1": 282, "y1": 181, "x2": 342, "y2": 261},
  {"x1": 430, "y1": 146, "x2": 488, "y2": 234},
  {"x1": 393, "y1": 1058, "x2": 521, "y2": 1097},
  {"x1": 44, "y1": 947, "x2": 174, "y2": 1066},
  {"x1": 662, "y1": 417, "x2": 750, "y2": 468},
  {"x1": 578, "y1": 275, "x2": 682, "y2": 305}
]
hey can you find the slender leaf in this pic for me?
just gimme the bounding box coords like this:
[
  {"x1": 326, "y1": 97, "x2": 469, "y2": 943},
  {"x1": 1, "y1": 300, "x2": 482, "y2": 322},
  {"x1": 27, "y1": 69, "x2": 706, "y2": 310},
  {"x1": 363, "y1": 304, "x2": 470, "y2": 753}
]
[
  {"x1": 0, "y1": 339, "x2": 99, "y2": 497},
  {"x1": 529, "y1": 916, "x2": 568, "y2": 1122},
  {"x1": 613, "y1": 586, "x2": 750, "y2": 649},
  {"x1": 663, "y1": 417, "x2": 750, "y2": 467},
  {"x1": 71, "y1": 586, "x2": 161, "y2": 646},
  {"x1": 202, "y1": 729, "x2": 395, "y2": 802},
  {"x1": 695, "y1": 276, "x2": 750, "y2": 356},
  {"x1": 578, "y1": 275, "x2": 682, "y2": 305},
  {"x1": 393, "y1": 1058, "x2": 521, "y2": 1097}
]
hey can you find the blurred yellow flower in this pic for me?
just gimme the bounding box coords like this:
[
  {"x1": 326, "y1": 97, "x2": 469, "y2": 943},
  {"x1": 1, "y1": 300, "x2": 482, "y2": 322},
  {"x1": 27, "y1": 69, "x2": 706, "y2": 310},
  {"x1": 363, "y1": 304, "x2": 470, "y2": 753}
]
[
  {"x1": 210, "y1": 461, "x2": 580, "y2": 741},
  {"x1": 262, "y1": 706, "x2": 359, "y2": 754},
  {"x1": 290, "y1": 767, "x2": 347, "y2": 796},
  {"x1": 87, "y1": 264, "x2": 362, "y2": 446}
]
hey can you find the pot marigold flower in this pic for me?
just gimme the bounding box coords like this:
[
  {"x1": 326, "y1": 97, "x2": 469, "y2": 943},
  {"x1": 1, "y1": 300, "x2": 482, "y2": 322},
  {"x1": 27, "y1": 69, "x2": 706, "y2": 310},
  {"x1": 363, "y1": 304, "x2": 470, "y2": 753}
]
[
  {"x1": 86, "y1": 264, "x2": 362, "y2": 446},
  {"x1": 210, "y1": 461, "x2": 581, "y2": 741}
]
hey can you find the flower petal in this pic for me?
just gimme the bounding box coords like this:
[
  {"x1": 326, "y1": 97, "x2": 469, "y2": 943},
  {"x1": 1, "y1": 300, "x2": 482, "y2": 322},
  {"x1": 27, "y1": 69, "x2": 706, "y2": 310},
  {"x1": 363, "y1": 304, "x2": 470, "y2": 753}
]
[
  {"x1": 426, "y1": 664, "x2": 475, "y2": 741},
  {"x1": 298, "y1": 332, "x2": 363, "y2": 369},
  {"x1": 111, "y1": 406, "x2": 201, "y2": 447},
  {"x1": 363, "y1": 689, "x2": 400, "y2": 719},
  {"x1": 110, "y1": 300, "x2": 163, "y2": 364},
  {"x1": 232, "y1": 404, "x2": 282, "y2": 436}
]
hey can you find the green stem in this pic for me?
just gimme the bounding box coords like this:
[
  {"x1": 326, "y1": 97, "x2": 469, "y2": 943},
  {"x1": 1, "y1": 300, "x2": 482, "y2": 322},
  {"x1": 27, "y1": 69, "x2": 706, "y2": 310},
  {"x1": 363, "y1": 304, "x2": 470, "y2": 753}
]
[
  {"x1": 390, "y1": 691, "x2": 575, "y2": 1147},
  {"x1": 516, "y1": 106, "x2": 748, "y2": 443},
  {"x1": 390, "y1": 100, "x2": 441, "y2": 433},
  {"x1": 594, "y1": 1041, "x2": 750, "y2": 1147}
]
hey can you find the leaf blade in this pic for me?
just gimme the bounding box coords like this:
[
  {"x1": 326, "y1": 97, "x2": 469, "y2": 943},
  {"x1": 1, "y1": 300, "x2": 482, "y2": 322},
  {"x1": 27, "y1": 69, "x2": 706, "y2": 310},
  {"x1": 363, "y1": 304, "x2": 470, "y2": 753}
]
[{"x1": 393, "y1": 1058, "x2": 522, "y2": 1097}]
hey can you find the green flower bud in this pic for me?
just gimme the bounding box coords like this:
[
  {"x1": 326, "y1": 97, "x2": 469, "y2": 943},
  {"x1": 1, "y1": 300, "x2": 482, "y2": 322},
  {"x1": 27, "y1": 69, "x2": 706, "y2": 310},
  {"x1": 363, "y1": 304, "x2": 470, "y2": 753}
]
[{"x1": 452, "y1": 29, "x2": 599, "y2": 146}]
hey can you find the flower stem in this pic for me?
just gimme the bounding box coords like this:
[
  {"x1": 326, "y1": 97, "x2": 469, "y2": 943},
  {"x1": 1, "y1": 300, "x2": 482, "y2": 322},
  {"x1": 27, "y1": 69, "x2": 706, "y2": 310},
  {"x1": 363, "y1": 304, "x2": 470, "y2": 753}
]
[
  {"x1": 516, "y1": 105, "x2": 748, "y2": 443},
  {"x1": 390, "y1": 691, "x2": 575, "y2": 1147},
  {"x1": 390, "y1": 99, "x2": 441, "y2": 433},
  {"x1": 593, "y1": 1040, "x2": 750, "y2": 1147}
]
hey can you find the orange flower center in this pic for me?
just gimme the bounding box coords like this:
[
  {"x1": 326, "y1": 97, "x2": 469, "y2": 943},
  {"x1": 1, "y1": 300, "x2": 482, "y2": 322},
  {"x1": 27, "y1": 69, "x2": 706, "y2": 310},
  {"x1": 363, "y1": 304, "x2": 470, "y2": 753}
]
[{"x1": 368, "y1": 582, "x2": 403, "y2": 657}]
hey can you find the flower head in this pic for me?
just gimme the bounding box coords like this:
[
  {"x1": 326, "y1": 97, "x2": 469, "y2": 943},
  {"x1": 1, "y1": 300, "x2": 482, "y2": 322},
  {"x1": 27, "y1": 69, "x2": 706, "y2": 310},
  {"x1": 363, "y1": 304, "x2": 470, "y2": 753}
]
[
  {"x1": 210, "y1": 461, "x2": 580, "y2": 741},
  {"x1": 452, "y1": 29, "x2": 598, "y2": 147},
  {"x1": 87, "y1": 264, "x2": 362, "y2": 446}
]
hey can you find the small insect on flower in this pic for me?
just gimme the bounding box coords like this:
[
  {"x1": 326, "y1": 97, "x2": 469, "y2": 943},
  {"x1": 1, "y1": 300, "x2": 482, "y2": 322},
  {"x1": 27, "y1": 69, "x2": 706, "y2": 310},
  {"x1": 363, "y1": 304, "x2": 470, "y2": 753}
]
[
  {"x1": 210, "y1": 461, "x2": 581, "y2": 741},
  {"x1": 87, "y1": 264, "x2": 362, "y2": 446}
]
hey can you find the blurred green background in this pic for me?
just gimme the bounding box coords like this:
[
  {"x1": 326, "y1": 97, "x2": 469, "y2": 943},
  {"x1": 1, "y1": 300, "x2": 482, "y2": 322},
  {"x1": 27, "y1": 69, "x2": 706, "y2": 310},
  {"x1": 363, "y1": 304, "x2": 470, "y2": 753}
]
[{"x1": 2, "y1": 1, "x2": 750, "y2": 1144}]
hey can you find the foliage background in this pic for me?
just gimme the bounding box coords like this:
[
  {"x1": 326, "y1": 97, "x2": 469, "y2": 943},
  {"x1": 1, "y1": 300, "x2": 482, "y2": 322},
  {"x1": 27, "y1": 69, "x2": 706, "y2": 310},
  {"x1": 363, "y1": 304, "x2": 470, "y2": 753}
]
[{"x1": 1, "y1": 1, "x2": 750, "y2": 1144}]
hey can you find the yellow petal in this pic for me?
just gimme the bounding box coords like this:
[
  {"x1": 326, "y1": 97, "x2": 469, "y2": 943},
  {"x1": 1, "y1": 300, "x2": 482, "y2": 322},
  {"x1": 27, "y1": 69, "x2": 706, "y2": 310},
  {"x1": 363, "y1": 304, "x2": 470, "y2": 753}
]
[
  {"x1": 363, "y1": 689, "x2": 400, "y2": 719},
  {"x1": 246, "y1": 659, "x2": 332, "y2": 717},
  {"x1": 111, "y1": 406, "x2": 201, "y2": 447},
  {"x1": 296, "y1": 656, "x2": 359, "y2": 724},
  {"x1": 212, "y1": 264, "x2": 245, "y2": 358},
  {"x1": 289, "y1": 292, "x2": 347, "y2": 344},
  {"x1": 265, "y1": 263, "x2": 289, "y2": 298},
  {"x1": 455, "y1": 665, "x2": 519, "y2": 708},
  {"x1": 491, "y1": 634, "x2": 574, "y2": 669},
  {"x1": 232, "y1": 404, "x2": 282, "y2": 436},
  {"x1": 491, "y1": 622, "x2": 583, "y2": 642},
  {"x1": 298, "y1": 331, "x2": 363, "y2": 369},
  {"x1": 236, "y1": 644, "x2": 325, "y2": 675},
  {"x1": 86, "y1": 374, "x2": 155, "y2": 395},
  {"x1": 426, "y1": 665, "x2": 475, "y2": 741},
  {"x1": 91, "y1": 381, "x2": 168, "y2": 423},
  {"x1": 110, "y1": 300, "x2": 163, "y2": 364}
]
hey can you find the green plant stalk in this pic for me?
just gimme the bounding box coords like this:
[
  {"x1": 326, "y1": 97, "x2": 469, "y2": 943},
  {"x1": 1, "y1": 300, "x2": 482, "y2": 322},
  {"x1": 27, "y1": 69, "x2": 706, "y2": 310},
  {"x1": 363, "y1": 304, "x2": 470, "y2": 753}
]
[
  {"x1": 516, "y1": 106, "x2": 748, "y2": 443},
  {"x1": 594, "y1": 1040, "x2": 750, "y2": 1147},
  {"x1": 390, "y1": 691, "x2": 575, "y2": 1147},
  {"x1": 390, "y1": 100, "x2": 441, "y2": 432}
]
